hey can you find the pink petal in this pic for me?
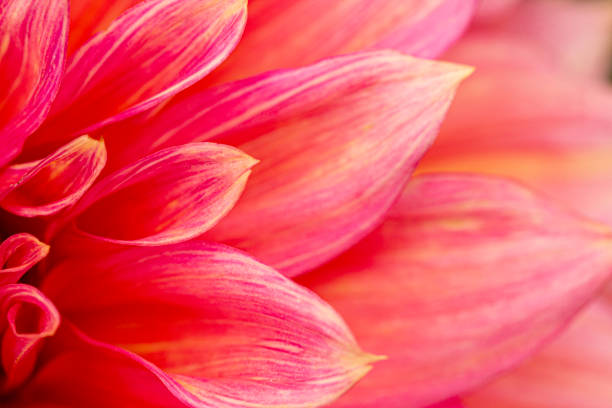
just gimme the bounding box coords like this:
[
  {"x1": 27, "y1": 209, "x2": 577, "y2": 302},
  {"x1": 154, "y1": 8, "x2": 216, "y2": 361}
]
[
  {"x1": 67, "y1": 0, "x2": 143, "y2": 56},
  {"x1": 182, "y1": 0, "x2": 475, "y2": 88},
  {"x1": 298, "y1": 173, "x2": 612, "y2": 407},
  {"x1": 49, "y1": 143, "x2": 256, "y2": 249},
  {"x1": 22, "y1": 0, "x2": 247, "y2": 158},
  {"x1": 464, "y1": 300, "x2": 612, "y2": 408},
  {"x1": 0, "y1": 136, "x2": 107, "y2": 217},
  {"x1": 40, "y1": 242, "x2": 376, "y2": 408},
  {"x1": 0, "y1": 0, "x2": 68, "y2": 166},
  {"x1": 0, "y1": 284, "x2": 60, "y2": 392},
  {"x1": 0, "y1": 234, "x2": 49, "y2": 285},
  {"x1": 483, "y1": 0, "x2": 612, "y2": 78},
  {"x1": 419, "y1": 69, "x2": 612, "y2": 225},
  {"x1": 474, "y1": 0, "x2": 521, "y2": 23},
  {"x1": 106, "y1": 51, "x2": 472, "y2": 276},
  {"x1": 429, "y1": 399, "x2": 465, "y2": 408}
]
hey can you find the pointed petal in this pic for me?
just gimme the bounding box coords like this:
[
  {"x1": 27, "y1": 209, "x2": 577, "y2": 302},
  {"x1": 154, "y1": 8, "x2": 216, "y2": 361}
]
[
  {"x1": 180, "y1": 0, "x2": 475, "y2": 88},
  {"x1": 67, "y1": 0, "x2": 143, "y2": 56},
  {"x1": 23, "y1": 0, "x2": 247, "y2": 157},
  {"x1": 106, "y1": 51, "x2": 471, "y2": 276},
  {"x1": 0, "y1": 136, "x2": 107, "y2": 217},
  {"x1": 0, "y1": 0, "x2": 68, "y2": 166},
  {"x1": 298, "y1": 174, "x2": 612, "y2": 407},
  {"x1": 40, "y1": 242, "x2": 374, "y2": 408},
  {"x1": 50, "y1": 143, "x2": 256, "y2": 249},
  {"x1": 465, "y1": 300, "x2": 612, "y2": 408},
  {"x1": 0, "y1": 234, "x2": 49, "y2": 285},
  {"x1": 0, "y1": 284, "x2": 60, "y2": 392},
  {"x1": 419, "y1": 70, "x2": 612, "y2": 225}
]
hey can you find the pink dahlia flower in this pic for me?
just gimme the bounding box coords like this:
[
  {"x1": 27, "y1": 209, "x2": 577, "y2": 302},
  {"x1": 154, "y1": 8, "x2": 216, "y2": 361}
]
[{"x1": 0, "y1": 0, "x2": 611, "y2": 407}]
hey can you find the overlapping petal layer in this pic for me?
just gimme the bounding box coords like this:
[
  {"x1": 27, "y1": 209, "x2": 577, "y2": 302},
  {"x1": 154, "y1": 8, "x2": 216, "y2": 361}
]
[
  {"x1": 50, "y1": 143, "x2": 256, "y2": 249},
  {"x1": 464, "y1": 300, "x2": 612, "y2": 408},
  {"x1": 0, "y1": 284, "x2": 60, "y2": 392},
  {"x1": 0, "y1": 136, "x2": 107, "y2": 217},
  {"x1": 107, "y1": 51, "x2": 471, "y2": 276},
  {"x1": 0, "y1": 0, "x2": 68, "y2": 166},
  {"x1": 40, "y1": 242, "x2": 375, "y2": 408},
  {"x1": 22, "y1": 0, "x2": 247, "y2": 158},
  {"x1": 0, "y1": 234, "x2": 49, "y2": 285},
  {"x1": 419, "y1": 70, "x2": 612, "y2": 225},
  {"x1": 298, "y1": 174, "x2": 612, "y2": 407},
  {"x1": 183, "y1": 0, "x2": 475, "y2": 87}
]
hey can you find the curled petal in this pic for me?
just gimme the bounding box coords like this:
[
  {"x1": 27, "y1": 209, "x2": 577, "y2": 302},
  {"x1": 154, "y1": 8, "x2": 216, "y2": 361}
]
[
  {"x1": 465, "y1": 300, "x2": 612, "y2": 408},
  {"x1": 0, "y1": 0, "x2": 68, "y2": 166},
  {"x1": 0, "y1": 136, "x2": 107, "y2": 217},
  {"x1": 0, "y1": 234, "x2": 49, "y2": 285},
  {"x1": 50, "y1": 143, "x2": 256, "y2": 248},
  {"x1": 107, "y1": 51, "x2": 471, "y2": 276},
  {"x1": 67, "y1": 0, "x2": 143, "y2": 55},
  {"x1": 23, "y1": 0, "x2": 247, "y2": 156},
  {"x1": 40, "y1": 242, "x2": 375, "y2": 408},
  {"x1": 182, "y1": 0, "x2": 475, "y2": 87},
  {"x1": 299, "y1": 174, "x2": 612, "y2": 407},
  {"x1": 0, "y1": 284, "x2": 60, "y2": 392},
  {"x1": 419, "y1": 70, "x2": 612, "y2": 225}
]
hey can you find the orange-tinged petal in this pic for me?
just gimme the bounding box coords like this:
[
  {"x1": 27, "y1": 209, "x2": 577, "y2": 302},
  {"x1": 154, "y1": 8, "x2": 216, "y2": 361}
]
[
  {"x1": 49, "y1": 143, "x2": 256, "y2": 249},
  {"x1": 0, "y1": 136, "x2": 107, "y2": 217},
  {"x1": 106, "y1": 51, "x2": 472, "y2": 276},
  {"x1": 40, "y1": 242, "x2": 375, "y2": 408},
  {"x1": 0, "y1": 0, "x2": 68, "y2": 166},
  {"x1": 22, "y1": 0, "x2": 247, "y2": 158},
  {"x1": 418, "y1": 70, "x2": 612, "y2": 225},
  {"x1": 298, "y1": 173, "x2": 612, "y2": 407},
  {"x1": 184, "y1": 0, "x2": 475, "y2": 88},
  {"x1": 0, "y1": 284, "x2": 60, "y2": 392},
  {"x1": 67, "y1": 0, "x2": 143, "y2": 56},
  {"x1": 464, "y1": 300, "x2": 612, "y2": 408},
  {"x1": 0, "y1": 234, "x2": 49, "y2": 285}
]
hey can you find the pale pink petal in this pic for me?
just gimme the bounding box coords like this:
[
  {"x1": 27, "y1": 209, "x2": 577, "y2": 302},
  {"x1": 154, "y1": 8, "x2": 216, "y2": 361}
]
[
  {"x1": 0, "y1": 0, "x2": 68, "y2": 166},
  {"x1": 418, "y1": 70, "x2": 612, "y2": 225},
  {"x1": 0, "y1": 284, "x2": 60, "y2": 392},
  {"x1": 181, "y1": 0, "x2": 475, "y2": 88},
  {"x1": 40, "y1": 242, "x2": 375, "y2": 408},
  {"x1": 464, "y1": 300, "x2": 612, "y2": 408},
  {"x1": 67, "y1": 0, "x2": 143, "y2": 55},
  {"x1": 22, "y1": 0, "x2": 247, "y2": 157},
  {"x1": 487, "y1": 0, "x2": 612, "y2": 78},
  {"x1": 106, "y1": 51, "x2": 471, "y2": 276},
  {"x1": 474, "y1": 0, "x2": 521, "y2": 23},
  {"x1": 0, "y1": 136, "x2": 107, "y2": 217},
  {"x1": 298, "y1": 173, "x2": 612, "y2": 407},
  {"x1": 49, "y1": 143, "x2": 256, "y2": 249},
  {"x1": 0, "y1": 234, "x2": 49, "y2": 285}
]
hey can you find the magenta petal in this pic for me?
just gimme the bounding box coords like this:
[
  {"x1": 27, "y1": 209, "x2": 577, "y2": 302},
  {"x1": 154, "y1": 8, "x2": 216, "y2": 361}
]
[
  {"x1": 0, "y1": 234, "x2": 49, "y2": 285},
  {"x1": 49, "y1": 143, "x2": 256, "y2": 249},
  {"x1": 23, "y1": 0, "x2": 247, "y2": 156},
  {"x1": 0, "y1": 284, "x2": 60, "y2": 392},
  {"x1": 0, "y1": 0, "x2": 68, "y2": 166},
  {"x1": 0, "y1": 136, "x2": 107, "y2": 217}
]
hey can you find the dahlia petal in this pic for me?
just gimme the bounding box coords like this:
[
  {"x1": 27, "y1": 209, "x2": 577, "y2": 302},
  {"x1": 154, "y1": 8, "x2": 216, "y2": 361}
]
[
  {"x1": 0, "y1": 284, "x2": 60, "y2": 392},
  {"x1": 474, "y1": 0, "x2": 521, "y2": 23},
  {"x1": 429, "y1": 399, "x2": 465, "y2": 408},
  {"x1": 107, "y1": 51, "x2": 471, "y2": 275},
  {"x1": 0, "y1": 136, "x2": 107, "y2": 217},
  {"x1": 0, "y1": 234, "x2": 49, "y2": 285},
  {"x1": 419, "y1": 70, "x2": 612, "y2": 225},
  {"x1": 298, "y1": 174, "x2": 612, "y2": 407},
  {"x1": 488, "y1": 0, "x2": 612, "y2": 78},
  {"x1": 0, "y1": 0, "x2": 68, "y2": 166},
  {"x1": 67, "y1": 0, "x2": 143, "y2": 55},
  {"x1": 50, "y1": 143, "x2": 256, "y2": 248},
  {"x1": 40, "y1": 242, "x2": 375, "y2": 408},
  {"x1": 23, "y1": 0, "x2": 247, "y2": 156},
  {"x1": 465, "y1": 300, "x2": 612, "y2": 408},
  {"x1": 182, "y1": 0, "x2": 475, "y2": 87}
]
